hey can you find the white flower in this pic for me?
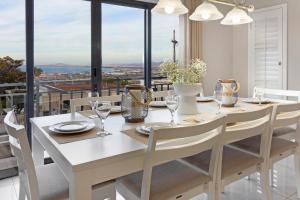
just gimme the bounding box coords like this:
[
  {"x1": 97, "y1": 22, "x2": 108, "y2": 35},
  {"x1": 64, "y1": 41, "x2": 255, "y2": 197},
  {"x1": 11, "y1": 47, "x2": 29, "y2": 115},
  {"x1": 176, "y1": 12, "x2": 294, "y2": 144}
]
[{"x1": 160, "y1": 59, "x2": 207, "y2": 84}]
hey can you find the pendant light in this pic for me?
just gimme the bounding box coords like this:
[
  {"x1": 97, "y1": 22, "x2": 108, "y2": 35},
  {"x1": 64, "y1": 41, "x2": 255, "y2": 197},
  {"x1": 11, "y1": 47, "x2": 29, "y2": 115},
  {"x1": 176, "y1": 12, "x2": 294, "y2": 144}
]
[
  {"x1": 221, "y1": 6, "x2": 253, "y2": 25},
  {"x1": 152, "y1": 0, "x2": 188, "y2": 15},
  {"x1": 189, "y1": 0, "x2": 224, "y2": 21}
]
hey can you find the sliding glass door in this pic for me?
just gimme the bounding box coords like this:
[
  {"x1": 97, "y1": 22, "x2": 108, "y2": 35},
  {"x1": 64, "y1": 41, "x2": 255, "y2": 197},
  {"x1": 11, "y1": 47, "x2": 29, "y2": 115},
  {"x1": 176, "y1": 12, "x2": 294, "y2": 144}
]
[
  {"x1": 102, "y1": 3, "x2": 145, "y2": 95},
  {"x1": 34, "y1": 0, "x2": 91, "y2": 116}
]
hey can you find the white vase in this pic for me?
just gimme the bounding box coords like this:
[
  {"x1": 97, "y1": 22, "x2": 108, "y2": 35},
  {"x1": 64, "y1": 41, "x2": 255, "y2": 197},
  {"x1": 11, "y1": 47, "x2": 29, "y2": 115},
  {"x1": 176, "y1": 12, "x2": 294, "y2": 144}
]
[{"x1": 174, "y1": 83, "x2": 202, "y2": 115}]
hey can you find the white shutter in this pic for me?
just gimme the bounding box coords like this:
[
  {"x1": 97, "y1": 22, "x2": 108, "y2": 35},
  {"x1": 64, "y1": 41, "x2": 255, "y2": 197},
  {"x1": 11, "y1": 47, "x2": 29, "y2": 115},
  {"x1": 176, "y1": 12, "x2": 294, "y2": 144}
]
[{"x1": 248, "y1": 5, "x2": 287, "y2": 94}]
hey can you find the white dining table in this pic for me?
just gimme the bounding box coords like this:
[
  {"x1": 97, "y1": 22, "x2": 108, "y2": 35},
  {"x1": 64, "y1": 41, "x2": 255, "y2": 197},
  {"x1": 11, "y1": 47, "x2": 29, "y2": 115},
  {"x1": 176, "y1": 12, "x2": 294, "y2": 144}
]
[{"x1": 30, "y1": 99, "x2": 288, "y2": 200}]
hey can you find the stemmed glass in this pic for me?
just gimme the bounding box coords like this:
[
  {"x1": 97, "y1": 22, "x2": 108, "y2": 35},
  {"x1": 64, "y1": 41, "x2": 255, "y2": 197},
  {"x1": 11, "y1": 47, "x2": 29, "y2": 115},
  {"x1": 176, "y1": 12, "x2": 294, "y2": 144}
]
[
  {"x1": 213, "y1": 90, "x2": 223, "y2": 114},
  {"x1": 165, "y1": 94, "x2": 179, "y2": 125},
  {"x1": 255, "y1": 88, "x2": 265, "y2": 105},
  {"x1": 94, "y1": 101, "x2": 112, "y2": 137},
  {"x1": 89, "y1": 100, "x2": 98, "y2": 119}
]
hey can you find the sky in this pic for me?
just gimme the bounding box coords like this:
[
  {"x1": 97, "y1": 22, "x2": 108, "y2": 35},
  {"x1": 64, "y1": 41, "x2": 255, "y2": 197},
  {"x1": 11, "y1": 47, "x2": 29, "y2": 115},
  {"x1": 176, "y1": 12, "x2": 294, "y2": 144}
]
[{"x1": 0, "y1": 0, "x2": 179, "y2": 66}]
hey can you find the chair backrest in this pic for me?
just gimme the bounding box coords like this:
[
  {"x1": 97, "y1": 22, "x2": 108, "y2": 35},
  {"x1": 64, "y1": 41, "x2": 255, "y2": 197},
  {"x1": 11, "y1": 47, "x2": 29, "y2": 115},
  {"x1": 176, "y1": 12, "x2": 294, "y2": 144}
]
[
  {"x1": 70, "y1": 94, "x2": 122, "y2": 113},
  {"x1": 253, "y1": 87, "x2": 300, "y2": 101},
  {"x1": 272, "y1": 102, "x2": 300, "y2": 128},
  {"x1": 223, "y1": 106, "x2": 273, "y2": 159},
  {"x1": 151, "y1": 90, "x2": 175, "y2": 100},
  {"x1": 140, "y1": 115, "x2": 226, "y2": 199},
  {"x1": 4, "y1": 111, "x2": 39, "y2": 200}
]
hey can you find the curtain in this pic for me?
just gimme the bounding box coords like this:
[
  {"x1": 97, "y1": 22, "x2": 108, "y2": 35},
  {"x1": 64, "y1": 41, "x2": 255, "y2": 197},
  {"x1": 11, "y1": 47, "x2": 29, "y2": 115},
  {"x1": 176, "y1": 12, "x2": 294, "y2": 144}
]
[{"x1": 179, "y1": 0, "x2": 203, "y2": 65}]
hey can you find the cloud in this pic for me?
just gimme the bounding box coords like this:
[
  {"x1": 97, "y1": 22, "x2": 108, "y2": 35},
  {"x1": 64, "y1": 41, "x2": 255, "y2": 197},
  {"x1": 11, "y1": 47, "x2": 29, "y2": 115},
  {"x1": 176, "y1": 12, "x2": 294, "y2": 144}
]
[{"x1": 0, "y1": 0, "x2": 179, "y2": 65}]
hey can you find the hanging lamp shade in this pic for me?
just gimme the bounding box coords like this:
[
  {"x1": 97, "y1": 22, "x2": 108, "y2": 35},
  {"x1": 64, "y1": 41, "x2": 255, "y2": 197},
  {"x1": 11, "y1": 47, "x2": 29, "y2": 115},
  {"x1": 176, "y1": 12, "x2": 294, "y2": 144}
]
[
  {"x1": 221, "y1": 7, "x2": 253, "y2": 25},
  {"x1": 189, "y1": 1, "x2": 224, "y2": 21},
  {"x1": 152, "y1": 0, "x2": 188, "y2": 15}
]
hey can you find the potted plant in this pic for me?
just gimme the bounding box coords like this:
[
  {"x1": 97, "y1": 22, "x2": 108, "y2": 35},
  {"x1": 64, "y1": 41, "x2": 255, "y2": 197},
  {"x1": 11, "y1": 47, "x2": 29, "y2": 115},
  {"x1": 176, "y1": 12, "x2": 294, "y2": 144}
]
[{"x1": 160, "y1": 59, "x2": 207, "y2": 115}]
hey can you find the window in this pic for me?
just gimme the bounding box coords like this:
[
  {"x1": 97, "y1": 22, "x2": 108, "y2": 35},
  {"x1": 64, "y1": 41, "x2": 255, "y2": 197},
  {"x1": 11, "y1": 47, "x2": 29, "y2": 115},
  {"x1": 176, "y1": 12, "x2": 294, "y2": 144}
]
[
  {"x1": 102, "y1": 3, "x2": 145, "y2": 95},
  {"x1": 35, "y1": 0, "x2": 91, "y2": 116},
  {"x1": 0, "y1": 0, "x2": 26, "y2": 125},
  {"x1": 152, "y1": 13, "x2": 179, "y2": 90}
]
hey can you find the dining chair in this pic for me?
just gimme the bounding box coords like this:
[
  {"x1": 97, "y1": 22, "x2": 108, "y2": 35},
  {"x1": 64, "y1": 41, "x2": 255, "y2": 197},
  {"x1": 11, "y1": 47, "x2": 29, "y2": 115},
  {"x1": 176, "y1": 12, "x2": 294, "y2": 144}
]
[
  {"x1": 70, "y1": 94, "x2": 122, "y2": 113},
  {"x1": 4, "y1": 111, "x2": 116, "y2": 200},
  {"x1": 116, "y1": 115, "x2": 226, "y2": 200},
  {"x1": 253, "y1": 87, "x2": 300, "y2": 140},
  {"x1": 228, "y1": 102, "x2": 300, "y2": 198},
  {"x1": 181, "y1": 106, "x2": 274, "y2": 200}
]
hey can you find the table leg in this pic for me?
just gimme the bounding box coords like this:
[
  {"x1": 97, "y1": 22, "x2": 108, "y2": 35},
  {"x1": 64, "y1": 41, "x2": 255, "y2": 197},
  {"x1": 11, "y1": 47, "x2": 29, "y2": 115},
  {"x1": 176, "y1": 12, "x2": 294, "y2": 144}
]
[
  {"x1": 31, "y1": 123, "x2": 44, "y2": 166},
  {"x1": 69, "y1": 175, "x2": 92, "y2": 200}
]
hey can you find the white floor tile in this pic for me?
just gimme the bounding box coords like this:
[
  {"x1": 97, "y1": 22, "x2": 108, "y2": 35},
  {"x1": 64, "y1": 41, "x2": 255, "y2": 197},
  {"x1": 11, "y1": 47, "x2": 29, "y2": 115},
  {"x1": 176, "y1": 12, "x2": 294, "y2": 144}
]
[
  {"x1": 0, "y1": 178, "x2": 17, "y2": 200},
  {"x1": 0, "y1": 154, "x2": 298, "y2": 200},
  {"x1": 271, "y1": 163, "x2": 299, "y2": 198}
]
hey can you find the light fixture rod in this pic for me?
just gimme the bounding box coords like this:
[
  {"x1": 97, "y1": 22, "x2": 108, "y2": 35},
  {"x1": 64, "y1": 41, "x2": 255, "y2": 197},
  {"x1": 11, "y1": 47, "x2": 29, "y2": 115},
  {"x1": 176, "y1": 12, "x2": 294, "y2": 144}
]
[{"x1": 208, "y1": 0, "x2": 254, "y2": 12}]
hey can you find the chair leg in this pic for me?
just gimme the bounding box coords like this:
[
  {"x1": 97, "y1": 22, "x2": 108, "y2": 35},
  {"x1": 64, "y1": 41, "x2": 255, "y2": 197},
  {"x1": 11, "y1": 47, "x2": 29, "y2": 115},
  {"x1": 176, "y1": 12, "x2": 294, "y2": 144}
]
[
  {"x1": 207, "y1": 182, "x2": 216, "y2": 200},
  {"x1": 294, "y1": 149, "x2": 300, "y2": 198},
  {"x1": 19, "y1": 185, "x2": 26, "y2": 200},
  {"x1": 259, "y1": 165, "x2": 272, "y2": 200}
]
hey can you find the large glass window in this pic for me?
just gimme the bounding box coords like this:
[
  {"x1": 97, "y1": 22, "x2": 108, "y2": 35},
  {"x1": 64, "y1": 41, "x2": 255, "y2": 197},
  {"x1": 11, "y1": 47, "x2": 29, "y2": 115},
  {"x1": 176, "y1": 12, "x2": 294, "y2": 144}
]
[
  {"x1": 35, "y1": 0, "x2": 91, "y2": 116},
  {"x1": 102, "y1": 4, "x2": 145, "y2": 95},
  {"x1": 152, "y1": 13, "x2": 179, "y2": 90},
  {"x1": 0, "y1": 0, "x2": 26, "y2": 126}
]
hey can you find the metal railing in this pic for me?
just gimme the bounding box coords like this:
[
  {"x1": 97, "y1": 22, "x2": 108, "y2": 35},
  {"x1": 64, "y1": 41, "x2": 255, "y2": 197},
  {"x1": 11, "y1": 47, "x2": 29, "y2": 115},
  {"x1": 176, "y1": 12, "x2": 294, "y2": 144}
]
[{"x1": 0, "y1": 76, "x2": 172, "y2": 127}]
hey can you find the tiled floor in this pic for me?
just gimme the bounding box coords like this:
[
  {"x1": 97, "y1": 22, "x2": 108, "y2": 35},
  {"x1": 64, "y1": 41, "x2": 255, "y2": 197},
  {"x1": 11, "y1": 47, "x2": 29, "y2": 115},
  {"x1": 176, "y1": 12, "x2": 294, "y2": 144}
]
[{"x1": 1, "y1": 155, "x2": 299, "y2": 200}]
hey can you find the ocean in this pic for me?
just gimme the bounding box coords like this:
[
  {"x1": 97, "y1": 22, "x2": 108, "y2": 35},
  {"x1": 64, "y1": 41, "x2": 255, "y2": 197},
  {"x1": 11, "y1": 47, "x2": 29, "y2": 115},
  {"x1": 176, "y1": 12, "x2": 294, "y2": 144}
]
[{"x1": 20, "y1": 65, "x2": 114, "y2": 74}]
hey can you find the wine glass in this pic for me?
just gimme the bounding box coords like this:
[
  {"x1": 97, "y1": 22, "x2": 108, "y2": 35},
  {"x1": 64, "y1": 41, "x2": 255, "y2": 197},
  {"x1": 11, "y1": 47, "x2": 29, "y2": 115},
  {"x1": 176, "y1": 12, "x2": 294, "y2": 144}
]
[
  {"x1": 94, "y1": 101, "x2": 112, "y2": 137},
  {"x1": 255, "y1": 88, "x2": 265, "y2": 105},
  {"x1": 165, "y1": 94, "x2": 179, "y2": 125},
  {"x1": 89, "y1": 100, "x2": 98, "y2": 119},
  {"x1": 213, "y1": 90, "x2": 223, "y2": 114}
]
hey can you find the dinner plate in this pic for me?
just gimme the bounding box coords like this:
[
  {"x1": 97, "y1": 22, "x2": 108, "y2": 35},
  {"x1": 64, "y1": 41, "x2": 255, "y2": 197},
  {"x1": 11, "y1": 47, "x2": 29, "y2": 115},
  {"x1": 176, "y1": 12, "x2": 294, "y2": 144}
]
[
  {"x1": 196, "y1": 97, "x2": 214, "y2": 102},
  {"x1": 242, "y1": 98, "x2": 271, "y2": 104},
  {"x1": 53, "y1": 121, "x2": 88, "y2": 132},
  {"x1": 49, "y1": 122, "x2": 95, "y2": 134},
  {"x1": 111, "y1": 106, "x2": 122, "y2": 114},
  {"x1": 149, "y1": 101, "x2": 167, "y2": 108},
  {"x1": 136, "y1": 122, "x2": 172, "y2": 135}
]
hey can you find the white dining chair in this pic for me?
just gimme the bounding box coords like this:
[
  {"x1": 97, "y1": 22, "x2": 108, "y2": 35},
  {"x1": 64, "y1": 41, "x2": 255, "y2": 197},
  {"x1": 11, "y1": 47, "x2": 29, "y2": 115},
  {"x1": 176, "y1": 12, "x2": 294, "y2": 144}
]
[
  {"x1": 253, "y1": 87, "x2": 300, "y2": 140},
  {"x1": 4, "y1": 111, "x2": 116, "y2": 200},
  {"x1": 253, "y1": 87, "x2": 300, "y2": 101},
  {"x1": 116, "y1": 115, "x2": 226, "y2": 200},
  {"x1": 181, "y1": 106, "x2": 274, "y2": 200},
  {"x1": 70, "y1": 94, "x2": 122, "y2": 113},
  {"x1": 228, "y1": 102, "x2": 300, "y2": 198}
]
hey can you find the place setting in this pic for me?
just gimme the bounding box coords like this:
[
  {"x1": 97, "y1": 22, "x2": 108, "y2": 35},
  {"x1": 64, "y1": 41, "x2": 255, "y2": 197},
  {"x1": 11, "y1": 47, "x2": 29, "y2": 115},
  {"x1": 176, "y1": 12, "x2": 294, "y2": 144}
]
[{"x1": 45, "y1": 101, "x2": 114, "y2": 144}]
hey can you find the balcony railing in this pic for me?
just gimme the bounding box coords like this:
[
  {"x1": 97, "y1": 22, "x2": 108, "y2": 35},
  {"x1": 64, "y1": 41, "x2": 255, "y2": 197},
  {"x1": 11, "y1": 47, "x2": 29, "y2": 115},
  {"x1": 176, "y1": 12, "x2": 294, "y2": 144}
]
[{"x1": 0, "y1": 76, "x2": 172, "y2": 124}]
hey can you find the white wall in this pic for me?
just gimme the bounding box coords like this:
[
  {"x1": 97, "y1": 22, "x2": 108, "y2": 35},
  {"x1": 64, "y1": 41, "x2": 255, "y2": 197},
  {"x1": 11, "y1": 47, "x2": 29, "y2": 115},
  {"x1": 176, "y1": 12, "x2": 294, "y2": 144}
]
[
  {"x1": 233, "y1": 0, "x2": 300, "y2": 96},
  {"x1": 202, "y1": 0, "x2": 300, "y2": 96},
  {"x1": 202, "y1": 6, "x2": 233, "y2": 95}
]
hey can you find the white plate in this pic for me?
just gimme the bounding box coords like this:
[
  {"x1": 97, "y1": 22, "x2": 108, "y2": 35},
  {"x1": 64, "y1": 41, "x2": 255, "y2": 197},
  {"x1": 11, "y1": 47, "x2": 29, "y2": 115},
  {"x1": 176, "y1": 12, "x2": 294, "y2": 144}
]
[
  {"x1": 53, "y1": 121, "x2": 88, "y2": 132},
  {"x1": 242, "y1": 98, "x2": 271, "y2": 104},
  {"x1": 49, "y1": 122, "x2": 95, "y2": 134},
  {"x1": 111, "y1": 106, "x2": 122, "y2": 114},
  {"x1": 149, "y1": 101, "x2": 167, "y2": 108},
  {"x1": 196, "y1": 97, "x2": 214, "y2": 102},
  {"x1": 136, "y1": 122, "x2": 172, "y2": 135}
]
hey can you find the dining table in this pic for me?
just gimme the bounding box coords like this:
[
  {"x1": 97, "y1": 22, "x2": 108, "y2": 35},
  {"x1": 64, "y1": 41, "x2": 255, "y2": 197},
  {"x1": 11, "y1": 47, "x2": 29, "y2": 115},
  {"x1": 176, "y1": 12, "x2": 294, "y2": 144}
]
[{"x1": 31, "y1": 98, "x2": 292, "y2": 200}]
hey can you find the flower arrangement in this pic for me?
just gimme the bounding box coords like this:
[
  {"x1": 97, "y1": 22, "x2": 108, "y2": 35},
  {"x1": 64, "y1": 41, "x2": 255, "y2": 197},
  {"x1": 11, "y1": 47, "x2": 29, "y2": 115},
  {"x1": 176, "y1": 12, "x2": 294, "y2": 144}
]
[{"x1": 160, "y1": 59, "x2": 207, "y2": 84}]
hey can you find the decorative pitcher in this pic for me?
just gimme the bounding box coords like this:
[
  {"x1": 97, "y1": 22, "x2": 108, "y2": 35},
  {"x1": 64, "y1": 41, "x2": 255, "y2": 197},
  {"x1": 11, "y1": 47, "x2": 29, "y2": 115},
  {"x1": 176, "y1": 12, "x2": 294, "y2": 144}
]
[
  {"x1": 216, "y1": 79, "x2": 240, "y2": 107},
  {"x1": 121, "y1": 85, "x2": 152, "y2": 123}
]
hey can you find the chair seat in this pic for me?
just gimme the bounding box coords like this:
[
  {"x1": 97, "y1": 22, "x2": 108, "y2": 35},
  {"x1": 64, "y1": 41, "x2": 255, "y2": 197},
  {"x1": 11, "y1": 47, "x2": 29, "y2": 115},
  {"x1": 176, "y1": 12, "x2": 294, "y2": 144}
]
[
  {"x1": 116, "y1": 160, "x2": 210, "y2": 200},
  {"x1": 36, "y1": 163, "x2": 69, "y2": 200},
  {"x1": 229, "y1": 136, "x2": 298, "y2": 158},
  {"x1": 182, "y1": 146, "x2": 263, "y2": 179},
  {"x1": 273, "y1": 126, "x2": 296, "y2": 138}
]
